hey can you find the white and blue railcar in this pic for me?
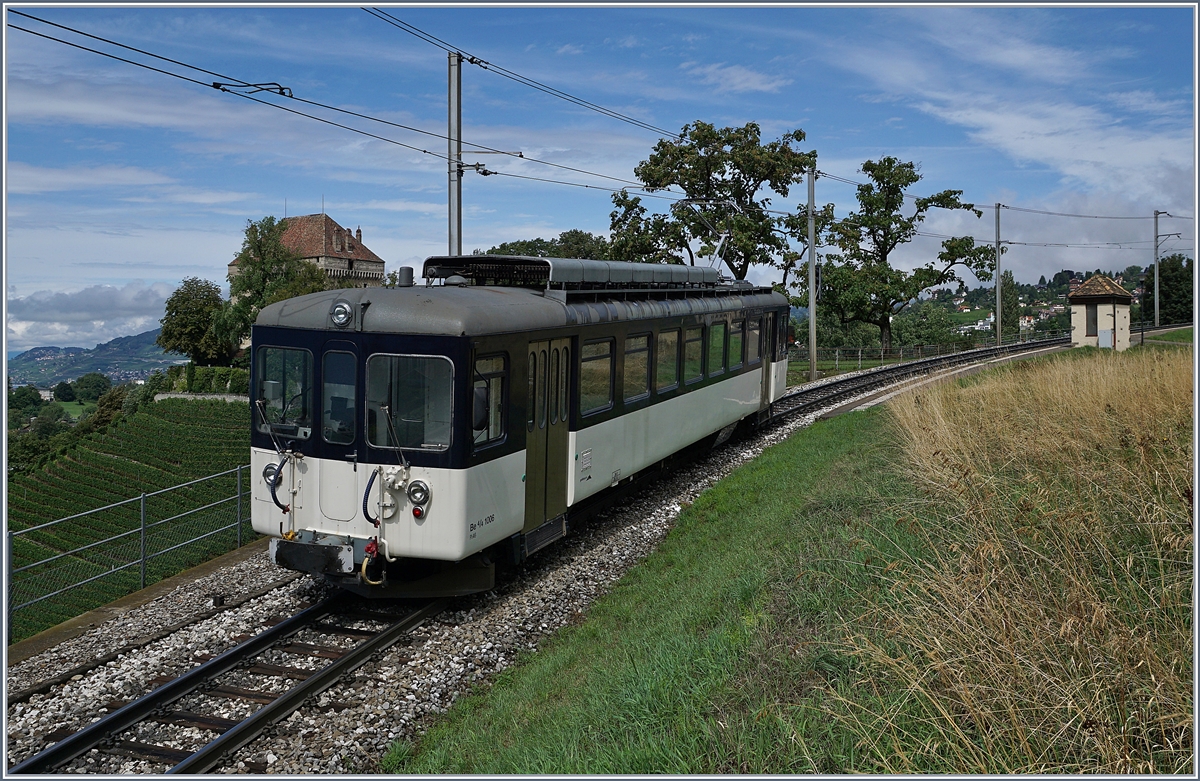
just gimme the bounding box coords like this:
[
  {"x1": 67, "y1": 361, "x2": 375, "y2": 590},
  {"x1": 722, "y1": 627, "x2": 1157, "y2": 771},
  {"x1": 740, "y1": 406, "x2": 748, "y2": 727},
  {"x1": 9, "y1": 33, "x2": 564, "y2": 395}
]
[{"x1": 249, "y1": 256, "x2": 790, "y2": 596}]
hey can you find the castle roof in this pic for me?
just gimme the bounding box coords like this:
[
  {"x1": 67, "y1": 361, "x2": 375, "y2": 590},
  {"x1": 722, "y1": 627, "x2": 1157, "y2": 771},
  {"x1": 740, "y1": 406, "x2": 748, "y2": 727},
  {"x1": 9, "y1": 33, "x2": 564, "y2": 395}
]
[{"x1": 280, "y1": 214, "x2": 383, "y2": 263}]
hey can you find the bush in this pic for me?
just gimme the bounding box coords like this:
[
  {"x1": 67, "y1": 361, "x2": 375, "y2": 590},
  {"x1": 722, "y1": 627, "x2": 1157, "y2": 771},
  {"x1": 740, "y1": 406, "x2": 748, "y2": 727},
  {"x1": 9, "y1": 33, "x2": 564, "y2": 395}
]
[
  {"x1": 185, "y1": 363, "x2": 196, "y2": 393},
  {"x1": 192, "y1": 367, "x2": 215, "y2": 394},
  {"x1": 228, "y1": 368, "x2": 250, "y2": 395},
  {"x1": 211, "y1": 367, "x2": 232, "y2": 393}
]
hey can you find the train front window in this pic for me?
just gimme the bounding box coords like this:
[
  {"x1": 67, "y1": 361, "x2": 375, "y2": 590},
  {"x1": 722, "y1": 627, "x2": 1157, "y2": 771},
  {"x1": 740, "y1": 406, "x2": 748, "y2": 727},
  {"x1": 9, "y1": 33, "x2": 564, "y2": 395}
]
[
  {"x1": 322, "y1": 351, "x2": 356, "y2": 445},
  {"x1": 366, "y1": 355, "x2": 453, "y2": 451},
  {"x1": 255, "y1": 346, "x2": 313, "y2": 440}
]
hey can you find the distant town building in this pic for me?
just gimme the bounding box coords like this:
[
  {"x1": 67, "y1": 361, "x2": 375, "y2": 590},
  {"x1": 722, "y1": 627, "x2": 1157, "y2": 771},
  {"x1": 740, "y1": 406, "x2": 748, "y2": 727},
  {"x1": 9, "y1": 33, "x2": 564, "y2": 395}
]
[
  {"x1": 1068, "y1": 275, "x2": 1133, "y2": 351},
  {"x1": 228, "y1": 213, "x2": 386, "y2": 286}
]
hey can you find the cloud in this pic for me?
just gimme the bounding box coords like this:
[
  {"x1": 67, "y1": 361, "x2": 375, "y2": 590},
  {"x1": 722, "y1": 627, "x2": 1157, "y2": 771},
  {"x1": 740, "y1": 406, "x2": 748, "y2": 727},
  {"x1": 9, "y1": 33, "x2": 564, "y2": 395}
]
[
  {"x1": 6, "y1": 281, "x2": 177, "y2": 352},
  {"x1": 6, "y1": 162, "x2": 176, "y2": 194},
  {"x1": 556, "y1": 44, "x2": 584, "y2": 55},
  {"x1": 682, "y1": 62, "x2": 792, "y2": 94}
]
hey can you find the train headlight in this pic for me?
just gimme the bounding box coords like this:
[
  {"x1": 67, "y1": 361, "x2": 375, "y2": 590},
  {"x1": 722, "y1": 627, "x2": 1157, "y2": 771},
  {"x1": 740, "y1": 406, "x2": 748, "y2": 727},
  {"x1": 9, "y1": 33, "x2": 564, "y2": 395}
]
[
  {"x1": 406, "y1": 480, "x2": 430, "y2": 506},
  {"x1": 330, "y1": 301, "x2": 353, "y2": 328},
  {"x1": 262, "y1": 462, "x2": 281, "y2": 486}
]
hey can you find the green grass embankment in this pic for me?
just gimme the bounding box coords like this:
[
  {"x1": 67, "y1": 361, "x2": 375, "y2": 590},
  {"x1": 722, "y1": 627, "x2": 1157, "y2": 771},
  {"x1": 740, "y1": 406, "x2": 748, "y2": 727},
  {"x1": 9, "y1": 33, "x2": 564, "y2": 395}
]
[
  {"x1": 1146, "y1": 326, "x2": 1193, "y2": 343},
  {"x1": 385, "y1": 347, "x2": 1192, "y2": 774}
]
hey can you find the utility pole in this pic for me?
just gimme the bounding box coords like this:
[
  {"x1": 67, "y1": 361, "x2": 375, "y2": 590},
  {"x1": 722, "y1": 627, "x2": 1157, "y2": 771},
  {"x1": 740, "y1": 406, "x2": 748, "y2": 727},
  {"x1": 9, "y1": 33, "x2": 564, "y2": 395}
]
[
  {"x1": 994, "y1": 203, "x2": 1001, "y2": 346},
  {"x1": 807, "y1": 168, "x2": 817, "y2": 381},
  {"x1": 1152, "y1": 210, "x2": 1173, "y2": 327},
  {"x1": 448, "y1": 52, "x2": 463, "y2": 256}
]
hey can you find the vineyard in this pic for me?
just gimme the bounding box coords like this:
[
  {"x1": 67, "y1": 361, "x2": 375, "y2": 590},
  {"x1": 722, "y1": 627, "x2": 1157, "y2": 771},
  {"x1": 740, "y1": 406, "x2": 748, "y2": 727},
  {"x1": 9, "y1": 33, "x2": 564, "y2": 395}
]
[{"x1": 7, "y1": 399, "x2": 251, "y2": 642}]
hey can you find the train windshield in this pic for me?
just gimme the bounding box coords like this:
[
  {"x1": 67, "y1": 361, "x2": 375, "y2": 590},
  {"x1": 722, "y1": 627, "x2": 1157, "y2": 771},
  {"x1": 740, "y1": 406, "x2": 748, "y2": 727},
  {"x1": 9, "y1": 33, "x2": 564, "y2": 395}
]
[
  {"x1": 366, "y1": 355, "x2": 453, "y2": 451},
  {"x1": 254, "y1": 346, "x2": 314, "y2": 440}
]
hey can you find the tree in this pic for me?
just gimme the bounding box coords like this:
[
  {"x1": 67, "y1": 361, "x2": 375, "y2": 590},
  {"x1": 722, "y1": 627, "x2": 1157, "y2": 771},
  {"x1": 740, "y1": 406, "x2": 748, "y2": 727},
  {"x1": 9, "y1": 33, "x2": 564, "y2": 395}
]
[
  {"x1": 777, "y1": 200, "x2": 837, "y2": 299},
  {"x1": 53, "y1": 381, "x2": 75, "y2": 402},
  {"x1": 212, "y1": 216, "x2": 330, "y2": 348},
  {"x1": 74, "y1": 372, "x2": 112, "y2": 403},
  {"x1": 8, "y1": 383, "x2": 43, "y2": 412},
  {"x1": 820, "y1": 157, "x2": 996, "y2": 349},
  {"x1": 607, "y1": 191, "x2": 690, "y2": 264},
  {"x1": 1140, "y1": 254, "x2": 1192, "y2": 325},
  {"x1": 157, "y1": 277, "x2": 232, "y2": 365},
  {"x1": 891, "y1": 301, "x2": 957, "y2": 347},
  {"x1": 484, "y1": 229, "x2": 610, "y2": 260},
  {"x1": 1001, "y1": 269, "x2": 1020, "y2": 337},
  {"x1": 631, "y1": 121, "x2": 815, "y2": 279}
]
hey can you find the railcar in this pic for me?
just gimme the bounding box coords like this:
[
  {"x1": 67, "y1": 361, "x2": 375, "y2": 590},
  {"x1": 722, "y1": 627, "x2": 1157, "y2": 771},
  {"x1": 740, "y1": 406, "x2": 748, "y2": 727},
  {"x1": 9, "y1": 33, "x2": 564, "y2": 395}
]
[{"x1": 250, "y1": 255, "x2": 790, "y2": 596}]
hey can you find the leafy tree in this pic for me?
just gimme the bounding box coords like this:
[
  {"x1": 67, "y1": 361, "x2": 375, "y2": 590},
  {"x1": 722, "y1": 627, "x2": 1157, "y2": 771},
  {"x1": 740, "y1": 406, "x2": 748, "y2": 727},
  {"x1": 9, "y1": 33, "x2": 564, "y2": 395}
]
[
  {"x1": 1140, "y1": 254, "x2": 1192, "y2": 325},
  {"x1": 8, "y1": 383, "x2": 43, "y2": 413},
  {"x1": 820, "y1": 157, "x2": 996, "y2": 349},
  {"x1": 1038, "y1": 275, "x2": 1047, "y2": 286},
  {"x1": 53, "y1": 381, "x2": 75, "y2": 402},
  {"x1": 157, "y1": 277, "x2": 232, "y2": 365},
  {"x1": 484, "y1": 229, "x2": 610, "y2": 260},
  {"x1": 1051, "y1": 270, "x2": 1074, "y2": 287},
  {"x1": 212, "y1": 216, "x2": 330, "y2": 347},
  {"x1": 631, "y1": 121, "x2": 815, "y2": 279},
  {"x1": 1121, "y1": 264, "x2": 1143, "y2": 284},
  {"x1": 1001, "y1": 269, "x2": 1020, "y2": 338},
  {"x1": 892, "y1": 301, "x2": 958, "y2": 346},
  {"x1": 32, "y1": 403, "x2": 69, "y2": 440},
  {"x1": 76, "y1": 385, "x2": 129, "y2": 436},
  {"x1": 74, "y1": 372, "x2": 112, "y2": 403},
  {"x1": 777, "y1": 200, "x2": 838, "y2": 297},
  {"x1": 608, "y1": 191, "x2": 691, "y2": 264}
]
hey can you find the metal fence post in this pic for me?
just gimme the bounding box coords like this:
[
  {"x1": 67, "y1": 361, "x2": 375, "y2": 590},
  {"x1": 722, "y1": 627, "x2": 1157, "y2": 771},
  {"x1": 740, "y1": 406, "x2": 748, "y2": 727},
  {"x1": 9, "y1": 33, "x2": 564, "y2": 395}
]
[
  {"x1": 237, "y1": 465, "x2": 243, "y2": 548},
  {"x1": 6, "y1": 530, "x2": 13, "y2": 645},
  {"x1": 140, "y1": 493, "x2": 147, "y2": 590}
]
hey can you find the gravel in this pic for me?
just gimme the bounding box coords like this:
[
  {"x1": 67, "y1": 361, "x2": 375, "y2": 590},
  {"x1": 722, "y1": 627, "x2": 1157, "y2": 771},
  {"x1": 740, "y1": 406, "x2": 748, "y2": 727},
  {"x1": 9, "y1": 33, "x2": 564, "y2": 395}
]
[{"x1": 6, "y1": 378, "x2": 883, "y2": 775}]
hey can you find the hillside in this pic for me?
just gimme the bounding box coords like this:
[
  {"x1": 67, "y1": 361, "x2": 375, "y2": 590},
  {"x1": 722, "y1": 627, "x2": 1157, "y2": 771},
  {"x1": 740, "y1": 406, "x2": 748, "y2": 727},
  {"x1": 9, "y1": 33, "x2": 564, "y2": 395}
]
[{"x1": 6, "y1": 329, "x2": 187, "y2": 386}]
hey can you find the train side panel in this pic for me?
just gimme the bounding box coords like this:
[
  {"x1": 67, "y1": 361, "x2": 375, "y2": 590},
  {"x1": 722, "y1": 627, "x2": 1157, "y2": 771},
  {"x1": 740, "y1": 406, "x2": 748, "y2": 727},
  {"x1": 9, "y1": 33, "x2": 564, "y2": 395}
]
[{"x1": 567, "y1": 370, "x2": 761, "y2": 507}]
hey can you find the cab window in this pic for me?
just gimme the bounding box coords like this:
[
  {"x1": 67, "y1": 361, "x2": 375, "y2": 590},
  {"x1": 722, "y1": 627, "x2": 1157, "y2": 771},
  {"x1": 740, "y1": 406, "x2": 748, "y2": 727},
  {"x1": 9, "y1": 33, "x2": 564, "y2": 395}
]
[{"x1": 472, "y1": 355, "x2": 506, "y2": 446}]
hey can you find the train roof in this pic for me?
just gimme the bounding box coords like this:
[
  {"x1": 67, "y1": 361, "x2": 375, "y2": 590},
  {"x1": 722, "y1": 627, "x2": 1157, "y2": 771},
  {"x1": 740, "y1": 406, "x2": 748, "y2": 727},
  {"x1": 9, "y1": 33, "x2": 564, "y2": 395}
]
[{"x1": 255, "y1": 256, "x2": 788, "y2": 338}]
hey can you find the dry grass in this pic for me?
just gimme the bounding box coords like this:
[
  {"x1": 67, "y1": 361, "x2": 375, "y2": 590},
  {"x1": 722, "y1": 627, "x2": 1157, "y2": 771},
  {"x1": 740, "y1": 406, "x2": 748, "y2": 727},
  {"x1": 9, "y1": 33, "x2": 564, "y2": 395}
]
[{"x1": 830, "y1": 349, "x2": 1194, "y2": 773}]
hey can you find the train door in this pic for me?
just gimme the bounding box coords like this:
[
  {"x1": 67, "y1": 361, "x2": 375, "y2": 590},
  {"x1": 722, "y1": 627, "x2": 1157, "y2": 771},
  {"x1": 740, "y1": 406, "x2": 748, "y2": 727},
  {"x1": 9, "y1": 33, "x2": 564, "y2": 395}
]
[
  {"x1": 524, "y1": 338, "x2": 571, "y2": 532},
  {"x1": 318, "y1": 341, "x2": 360, "y2": 522}
]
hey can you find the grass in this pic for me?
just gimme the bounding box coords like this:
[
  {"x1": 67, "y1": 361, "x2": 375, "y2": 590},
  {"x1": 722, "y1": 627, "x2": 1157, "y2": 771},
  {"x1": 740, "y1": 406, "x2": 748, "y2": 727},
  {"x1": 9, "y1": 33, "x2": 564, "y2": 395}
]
[
  {"x1": 384, "y1": 407, "x2": 922, "y2": 773},
  {"x1": 1145, "y1": 326, "x2": 1193, "y2": 343},
  {"x1": 383, "y1": 346, "x2": 1193, "y2": 774}
]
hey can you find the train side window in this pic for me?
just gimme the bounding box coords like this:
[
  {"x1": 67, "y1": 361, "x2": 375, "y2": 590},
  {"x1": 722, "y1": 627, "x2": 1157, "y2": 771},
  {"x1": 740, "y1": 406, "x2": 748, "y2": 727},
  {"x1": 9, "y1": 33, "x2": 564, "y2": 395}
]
[
  {"x1": 729, "y1": 320, "x2": 744, "y2": 370},
  {"x1": 708, "y1": 322, "x2": 727, "y2": 377},
  {"x1": 538, "y1": 349, "x2": 548, "y2": 429},
  {"x1": 683, "y1": 327, "x2": 703, "y2": 384},
  {"x1": 656, "y1": 329, "x2": 679, "y2": 392},
  {"x1": 527, "y1": 351, "x2": 536, "y2": 432},
  {"x1": 549, "y1": 348, "x2": 559, "y2": 424},
  {"x1": 559, "y1": 346, "x2": 569, "y2": 423},
  {"x1": 764, "y1": 313, "x2": 776, "y2": 362},
  {"x1": 322, "y1": 351, "x2": 356, "y2": 445},
  {"x1": 472, "y1": 354, "x2": 505, "y2": 447},
  {"x1": 747, "y1": 318, "x2": 761, "y2": 365},
  {"x1": 623, "y1": 334, "x2": 650, "y2": 403},
  {"x1": 580, "y1": 339, "x2": 613, "y2": 415}
]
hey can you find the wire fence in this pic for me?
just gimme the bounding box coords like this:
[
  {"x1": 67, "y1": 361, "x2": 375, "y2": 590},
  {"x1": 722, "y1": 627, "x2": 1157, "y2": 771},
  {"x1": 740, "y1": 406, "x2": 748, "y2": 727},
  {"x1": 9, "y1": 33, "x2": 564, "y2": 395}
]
[
  {"x1": 6, "y1": 465, "x2": 252, "y2": 644},
  {"x1": 787, "y1": 329, "x2": 1071, "y2": 375}
]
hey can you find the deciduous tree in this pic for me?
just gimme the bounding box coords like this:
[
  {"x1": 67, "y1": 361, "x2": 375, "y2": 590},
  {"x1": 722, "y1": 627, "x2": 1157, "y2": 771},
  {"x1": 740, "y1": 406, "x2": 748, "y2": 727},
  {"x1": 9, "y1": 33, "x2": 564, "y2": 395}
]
[
  {"x1": 157, "y1": 277, "x2": 232, "y2": 365},
  {"x1": 1140, "y1": 253, "x2": 1192, "y2": 325},
  {"x1": 73, "y1": 372, "x2": 111, "y2": 403},
  {"x1": 631, "y1": 121, "x2": 815, "y2": 279},
  {"x1": 821, "y1": 157, "x2": 996, "y2": 349}
]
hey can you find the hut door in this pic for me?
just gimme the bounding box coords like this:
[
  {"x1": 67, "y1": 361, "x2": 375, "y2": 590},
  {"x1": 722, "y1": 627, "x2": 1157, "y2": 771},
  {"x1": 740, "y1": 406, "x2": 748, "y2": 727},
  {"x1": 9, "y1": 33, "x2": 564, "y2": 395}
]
[{"x1": 524, "y1": 339, "x2": 571, "y2": 532}]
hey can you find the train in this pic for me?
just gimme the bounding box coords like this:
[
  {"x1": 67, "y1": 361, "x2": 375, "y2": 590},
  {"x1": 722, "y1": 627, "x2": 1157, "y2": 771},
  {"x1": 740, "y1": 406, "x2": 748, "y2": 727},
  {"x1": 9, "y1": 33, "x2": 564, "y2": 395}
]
[{"x1": 249, "y1": 255, "x2": 790, "y2": 596}]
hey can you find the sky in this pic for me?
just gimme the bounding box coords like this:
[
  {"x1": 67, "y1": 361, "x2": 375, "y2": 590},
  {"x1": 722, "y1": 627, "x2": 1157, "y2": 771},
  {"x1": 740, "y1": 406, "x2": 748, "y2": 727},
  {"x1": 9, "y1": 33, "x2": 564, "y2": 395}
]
[{"x1": 3, "y1": 2, "x2": 1196, "y2": 354}]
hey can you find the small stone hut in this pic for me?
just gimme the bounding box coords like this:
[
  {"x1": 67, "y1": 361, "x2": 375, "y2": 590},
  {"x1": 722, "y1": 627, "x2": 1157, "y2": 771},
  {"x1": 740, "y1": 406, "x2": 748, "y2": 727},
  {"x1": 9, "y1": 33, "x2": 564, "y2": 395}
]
[{"x1": 1068, "y1": 275, "x2": 1133, "y2": 351}]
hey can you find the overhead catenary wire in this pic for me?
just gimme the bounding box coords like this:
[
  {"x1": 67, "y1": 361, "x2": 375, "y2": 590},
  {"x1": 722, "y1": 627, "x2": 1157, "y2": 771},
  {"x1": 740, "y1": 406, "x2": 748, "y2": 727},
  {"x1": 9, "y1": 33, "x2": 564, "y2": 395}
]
[
  {"x1": 11, "y1": 14, "x2": 1191, "y2": 257},
  {"x1": 364, "y1": 7, "x2": 682, "y2": 139},
  {"x1": 10, "y1": 10, "x2": 668, "y2": 194}
]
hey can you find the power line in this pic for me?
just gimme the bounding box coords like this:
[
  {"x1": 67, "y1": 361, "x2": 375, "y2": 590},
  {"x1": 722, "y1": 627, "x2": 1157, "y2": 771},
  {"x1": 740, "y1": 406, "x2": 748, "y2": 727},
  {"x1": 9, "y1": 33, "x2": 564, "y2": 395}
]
[
  {"x1": 1003, "y1": 204, "x2": 1194, "y2": 220},
  {"x1": 11, "y1": 11, "x2": 664, "y2": 193},
  {"x1": 364, "y1": 7, "x2": 681, "y2": 139}
]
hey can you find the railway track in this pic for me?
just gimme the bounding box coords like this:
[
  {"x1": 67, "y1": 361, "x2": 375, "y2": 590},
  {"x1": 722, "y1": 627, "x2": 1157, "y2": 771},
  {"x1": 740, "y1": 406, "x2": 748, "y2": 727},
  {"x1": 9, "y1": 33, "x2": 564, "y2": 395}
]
[
  {"x1": 8, "y1": 334, "x2": 1078, "y2": 775},
  {"x1": 9, "y1": 595, "x2": 444, "y2": 774},
  {"x1": 765, "y1": 336, "x2": 1070, "y2": 425}
]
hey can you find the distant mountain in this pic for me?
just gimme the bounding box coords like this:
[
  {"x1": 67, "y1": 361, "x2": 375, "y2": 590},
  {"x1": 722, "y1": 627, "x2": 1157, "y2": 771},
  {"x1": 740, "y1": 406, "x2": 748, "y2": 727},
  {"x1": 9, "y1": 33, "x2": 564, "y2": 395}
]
[{"x1": 6, "y1": 329, "x2": 188, "y2": 386}]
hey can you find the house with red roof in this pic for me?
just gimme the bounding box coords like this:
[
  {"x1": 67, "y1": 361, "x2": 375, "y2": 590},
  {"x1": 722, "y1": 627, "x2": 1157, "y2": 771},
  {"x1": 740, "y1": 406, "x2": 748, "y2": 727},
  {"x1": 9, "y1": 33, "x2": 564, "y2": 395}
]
[{"x1": 228, "y1": 213, "x2": 386, "y2": 286}]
